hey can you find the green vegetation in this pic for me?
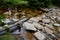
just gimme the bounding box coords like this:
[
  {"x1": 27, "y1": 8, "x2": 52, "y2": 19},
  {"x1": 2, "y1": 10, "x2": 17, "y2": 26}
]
[
  {"x1": 0, "y1": 35, "x2": 15, "y2": 40},
  {"x1": 28, "y1": 0, "x2": 52, "y2": 8},
  {"x1": 0, "y1": 0, "x2": 60, "y2": 9},
  {"x1": 0, "y1": 15, "x2": 5, "y2": 26},
  {"x1": 3, "y1": 0, "x2": 28, "y2": 8},
  {"x1": 52, "y1": 0, "x2": 60, "y2": 7}
]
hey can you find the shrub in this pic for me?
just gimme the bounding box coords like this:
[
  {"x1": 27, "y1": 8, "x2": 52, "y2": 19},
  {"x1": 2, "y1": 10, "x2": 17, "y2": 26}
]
[{"x1": 28, "y1": 0, "x2": 52, "y2": 8}]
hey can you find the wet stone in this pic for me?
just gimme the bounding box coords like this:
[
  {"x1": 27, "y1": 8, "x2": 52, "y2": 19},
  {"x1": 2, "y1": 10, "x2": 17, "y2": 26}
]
[
  {"x1": 42, "y1": 19, "x2": 51, "y2": 23},
  {"x1": 23, "y1": 22, "x2": 37, "y2": 31},
  {"x1": 0, "y1": 27, "x2": 5, "y2": 31},
  {"x1": 3, "y1": 18, "x2": 11, "y2": 24},
  {"x1": 32, "y1": 22, "x2": 44, "y2": 30},
  {"x1": 29, "y1": 17, "x2": 39, "y2": 22},
  {"x1": 44, "y1": 27, "x2": 54, "y2": 34},
  {"x1": 53, "y1": 23, "x2": 60, "y2": 27},
  {"x1": 36, "y1": 17, "x2": 42, "y2": 21},
  {"x1": 56, "y1": 17, "x2": 60, "y2": 24},
  {"x1": 34, "y1": 31, "x2": 46, "y2": 40},
  {"x1": 45, "y1": 24, "x2": 55, "y2": 30},
  {"x1": 12, "y1": 18, "x2": 19, "y2": 22},
  {"x1": 41, "y1": 15, "x2": 47, "y2": 19}
]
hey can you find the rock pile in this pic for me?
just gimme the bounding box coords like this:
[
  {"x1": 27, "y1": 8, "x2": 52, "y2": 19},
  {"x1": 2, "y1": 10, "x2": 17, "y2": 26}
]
[
  {"x1": 22, "y1": 8, "x2": 60, "y2": 40},
  {"x1": 0, "y1": 8, "x2": 60, "y2": 40}
]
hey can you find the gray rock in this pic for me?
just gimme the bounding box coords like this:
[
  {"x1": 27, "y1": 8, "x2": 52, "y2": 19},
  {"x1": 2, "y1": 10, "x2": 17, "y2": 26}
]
[
  {"x1": 42, "y1": 19, "x2": 51, "y2": 23},
  {"x1": 50, "y1": 16, "x2": 57, "y2": 20},
  {"x1": 56, "y1": 17, "x2": 60, "y2": 23},
  {"x1": 52, "y1": 12, "x2": 57, "y2": 16},
  {"x1": 51, "y1": 20, "x2": 54, "y2": 24},
  {"x1": 46, "y1": 13, "x2": 52, "y2": 16},
  {"x1": 58, "y1": 27, "x2": 60, "y2": 32},
  {"x1": 34, "y1": 31, "x2": 46, "y2": 40},
  {"x1": 45, "y1": 24, "x2": 55, "y2": 30},
  {"x1": 56, "y1": 33, "x2": 60, "y2": 38},
  {"x1": 44, "y1": 27, "x2": 54, "y2": 34},
  {"x1": 4, "y1": 10, "x2": 11, "y2": 15},
  {"x1": 33, "y1": 22, "x2": 44, "y2": 30},
  {"x1": 29, "y1": 17, "x2": 39, "y2": 22},
  {"x1": 4, "y1": 12, "x2": 9, "y2": 14},
  {"x1": 0, "y1": 27, "x2": 5, "y2": 31},
  {"x1": 36, "y1": 17, "x2": 42, "y2": 21},
  {"x1": 53, "y1": 23, "x2": 60, "y2": 27},
  {"x1": 53, "y1": 23, "x2": 60, "y2": 32},
  {"x1": 23, "y1": 22, "x2": 37, "y2": 31},
  {"x1": 2, "y1": 18, "x2": 12, "y2": 24},
  {"x1": 12, "y1": 18, "x2": 19, "y2": 22},
  {"x1": 57, "y1": 12, "x2": 60, "y2": 16},
  {"x1": 41, "y1": 15, "x2": 47, "y2": 19}
]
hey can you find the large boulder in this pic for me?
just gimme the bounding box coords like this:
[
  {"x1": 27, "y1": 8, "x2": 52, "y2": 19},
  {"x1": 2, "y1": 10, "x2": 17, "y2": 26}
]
[{"x1": 23, "y1": 22, "x2": 37, "y2": 31}]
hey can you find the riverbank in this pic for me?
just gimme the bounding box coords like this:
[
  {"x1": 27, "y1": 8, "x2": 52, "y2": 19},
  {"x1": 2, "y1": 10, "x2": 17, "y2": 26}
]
[{"x1": 0, "y1": 7, "x2": 60, "y2": 40}]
